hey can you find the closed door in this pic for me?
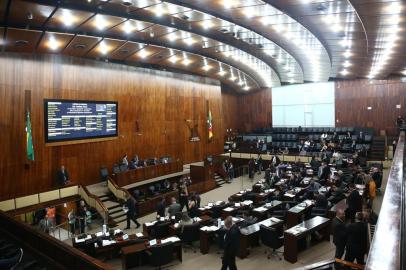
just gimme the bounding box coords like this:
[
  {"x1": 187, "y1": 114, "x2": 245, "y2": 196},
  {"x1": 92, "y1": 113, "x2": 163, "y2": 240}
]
[{"x1": 304, "y1": 112, "x2": 313, "y2": 127}]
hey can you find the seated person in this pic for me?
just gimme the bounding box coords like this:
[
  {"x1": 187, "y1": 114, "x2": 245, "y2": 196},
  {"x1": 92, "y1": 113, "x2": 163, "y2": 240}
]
[
  {"x1": 129, "y1": 159, "x2": 137, "y2": 169},
  {"x1": 239, "y1": 211, "x2": 257, "y2": 228},
  {"x1": 179, "y1": 212, "x2": 193, "y2": 233},
  {"x1": 314, "y1": 191, "x2": 328, "y2": 209}
]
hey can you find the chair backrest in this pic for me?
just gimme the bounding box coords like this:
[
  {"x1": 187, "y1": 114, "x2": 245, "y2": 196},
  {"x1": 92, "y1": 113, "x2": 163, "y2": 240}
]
[
  {"x1": 181, "y1": 223, "x2": 201, "y2": 243},
  {"x1": 150, "y1": 242, "x2": 174, "y2": 267},
  {"x1": 112, "y1": 164, "x2": 120, "y2": 174},
  {"x1": 153, "y1": 222, "x2": 170, "y2": 239},
  {"x1": 259, "y1": 225, "x2": 281, "y2": 249},
  {"x1": 100, "y1": 167, "x2": 109, "y2": 181}
]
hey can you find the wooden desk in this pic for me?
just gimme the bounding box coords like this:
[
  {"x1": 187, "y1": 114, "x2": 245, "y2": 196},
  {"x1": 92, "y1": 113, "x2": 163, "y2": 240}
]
[
  {"x1": 121, "y1": 238, "x2": 182, "y2": 270},
  {"x1": 284, "y1": 216, "x2": 331, "y2": 263},
  {"x1": 221, "y1": 202, "x2": 252, "y2": 219},
  {"x1": 168, "y1": 215, "x2": 212, "y2": 235},
  {"x1": 73, "y1": 232, "x2": 147, "y2": 260},
  {"x1": 239, "y1": 217, "x2": 284, "y2": 259},
  {"x1": 114, "y1": 160, "x2": 183, "y2": 187},
  {"x1": 286, "y1": 200, "x2": 314, "y2": 228},
  {"x1": 252, "y1": 200, "x2": 282, "y2": 220}
]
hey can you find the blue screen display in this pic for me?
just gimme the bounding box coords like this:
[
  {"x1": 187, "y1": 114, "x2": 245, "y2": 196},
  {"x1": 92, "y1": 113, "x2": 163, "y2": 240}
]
[{"x1": 45, "y1": 99, "x2": 118, "y2": 142}]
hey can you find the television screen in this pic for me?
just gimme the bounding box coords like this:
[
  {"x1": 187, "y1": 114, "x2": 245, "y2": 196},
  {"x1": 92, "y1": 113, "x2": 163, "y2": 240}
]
[{"x1": 44, "y1": 99, "x2": 118, "y2": 143}]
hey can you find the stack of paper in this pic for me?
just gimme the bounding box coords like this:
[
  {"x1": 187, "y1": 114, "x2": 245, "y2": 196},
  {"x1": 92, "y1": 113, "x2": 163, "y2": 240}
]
[
  {"x1": 136, "y1": 232, "x2": 143, "y2": 237},
  {"x1": 102, "y1": 240, "x2": 116, "y2": 246},
  {"x1": 286, "y1": 226, "x2": 307, "y2": 235},
  {"x1": 223, "y1": 207, "x2": 234, "y2": 212},
  {"x1": 145, "y1": 221, "x2": 157, "y2": 226},
  {"x1": 253, "y1": 206, "x2": 267, "y2": 212},
  {"x1": 200, "y1": 226, "x2": 219, "y2": 232},
  {"x1": 270, "y1": 217, "x2": 281, "y2": 223},
  {"x1": 95, "y1": 232, "x2": 103, "y2": 237},
  {"x1": 242, "y1": 200, "x2": 253, "y2": 206}
]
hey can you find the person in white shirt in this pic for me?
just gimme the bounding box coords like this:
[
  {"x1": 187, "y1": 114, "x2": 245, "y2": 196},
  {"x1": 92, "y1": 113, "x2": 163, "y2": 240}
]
[{"x1": 122, "y1": 154, "x2": 129, "y2": 167}]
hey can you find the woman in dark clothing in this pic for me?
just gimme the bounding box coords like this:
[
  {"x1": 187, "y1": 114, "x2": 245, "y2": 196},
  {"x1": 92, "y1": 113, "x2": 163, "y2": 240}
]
[
  {"x1": 179, "y1": 181, "x2": 189, "y2": 212},
  {"x1": 188, "y1": 195, "x2": 199, "y2": 218}
]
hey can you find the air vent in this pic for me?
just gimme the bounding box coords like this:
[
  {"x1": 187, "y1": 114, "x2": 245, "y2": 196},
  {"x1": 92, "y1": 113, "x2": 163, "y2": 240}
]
[
  {"x1": 74, "y1": 44, "x2": 86, "y2": 49},
  {"x1": 220, "y1": 28, "x2": 228, "y2": 33},
  {"x1": 120, "y1": 49, "x2": 129, "y2": 54},
  {"x1": 316, "y1": 3, "x2": 327, "y2": 11},
  {"x1": 181, "y1": 15, "x2": 189, "y2": 21},
  {"x1": 155, "y1": 55, "x2": 163, "y2": 59},
  {"x1": 15, "y1": 40, "x2": 29, "y2": 45}
]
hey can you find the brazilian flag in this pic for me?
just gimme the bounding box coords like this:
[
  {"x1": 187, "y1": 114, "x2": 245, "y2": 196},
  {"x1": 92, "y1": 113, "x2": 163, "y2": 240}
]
[{"x1": 26, "y1": 111, "x2": 34, "y2": 161}]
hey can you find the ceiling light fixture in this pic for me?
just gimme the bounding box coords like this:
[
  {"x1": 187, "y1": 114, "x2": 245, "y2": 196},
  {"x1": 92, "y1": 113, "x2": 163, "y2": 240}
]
[
  {"x1": 99, "y1": 41, "x2": 109, "y2": 55},
  {"x1": 95, "y1": 15, "x2": 108, "y2": 30},
  {"x1": 47, "y1": 36, "x2": 59, "y2": 50},
  {"x1": 340, "y1": 69, "x2": 349, "y2": 76}
]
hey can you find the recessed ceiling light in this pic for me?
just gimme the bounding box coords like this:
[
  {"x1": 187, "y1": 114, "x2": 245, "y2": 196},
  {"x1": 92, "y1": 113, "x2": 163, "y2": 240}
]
[
  {"x1": 169, "y1": 56, "x2": 178, "y2": 64},
  {"x1": 218, "y1": 70, "x2": 226, "y2": 76},
  {"x1": 243, "y1": 86, "x2": 250, "y2": 91},
  {"x1": 122, "y1": 20, "x2": 134, "y2": 34},
  {"x1": 138, "y1": 49, "x2": 149, "y2": 59},
  {"x1": 95, "y1": 15, "x2": 108, "y2": 30},
  {"x1": 340, "y1": 69, "x2": 349, "y2": 76},
  {"x1": 343, "y1": 50, "x2": 352, "y2": 58},
  {"x1": 47, "y1": 36, "x2": 59, "y2": 50},
  {"x1": 202, "y1": 20, "x2": 214, "y2": 30},
  {"x1": 182, "y1": 58, "x2": 191, "y2": 66},
  {"x1": 202, "y1": 65, "x2": 212, "y2": 71},
  {"x1": 229, "y1": 76, "x2": 237, "y2": 81},
  {"x1": 99, "y1": 41, "x2": 109, "y2": 55},
  {"x1": 342, "y1": 61, "x2": 352, "y2": 68},
  {"x1": 61, "y1": 10, "x2": 75, "y2": 27},
  {"x1": 184, "y1": 38, "x2": 195, "y2": 46},
  {"x1": 402, "y1": 69, "x2": 406, "y2": 75}
]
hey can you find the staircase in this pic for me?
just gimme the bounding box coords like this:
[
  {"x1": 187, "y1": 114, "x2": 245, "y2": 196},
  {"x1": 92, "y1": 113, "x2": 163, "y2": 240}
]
[
  {"x1": 369, "y1": 136, "x2": 385, "y2": 160},
  {"x1": 214, "y1": 172, "x2": 227, "y2": 186},
  {"x1": 100, "y1": 194, "x2": 125, "y2": 228}
]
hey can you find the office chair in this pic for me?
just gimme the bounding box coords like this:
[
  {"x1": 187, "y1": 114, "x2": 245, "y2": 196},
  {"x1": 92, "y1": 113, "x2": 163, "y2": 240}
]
[
  {"x1": 180, "y1": 223, "x2": 200, "y2": 253},
  {"x1": 147, "y1": 242, "x2": 175, "y2": 270},
  {"x1": 259, "y1": 225, "x2": 284, "y2": 260},
  {"x1": 100, "y1": 167, "x2": 109, "y2": 182},
  {"x1": 152, "y1": 222, "x2": 170, "y2": 239},
  {"x1": 310, "y1": 207, "x2": 328, "y2": 218},
  {"x1": 112, "y1": 164, "x2": 120, "y2": 174}
]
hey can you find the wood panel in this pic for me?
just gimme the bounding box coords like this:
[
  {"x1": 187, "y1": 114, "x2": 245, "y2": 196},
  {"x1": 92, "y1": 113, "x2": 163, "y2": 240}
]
[
  {"x1": 0, "y1": 53, "x2": 225, "y2": 200},
  {"x1": 221, "y1": 92, "x2": 239, "y2": 135},
  {"x1": 335, "y1": 79, "x2": 406, "y2": 136},
  {"x1": 237, "y1": 89, "x2": 272, "y2": 132}
]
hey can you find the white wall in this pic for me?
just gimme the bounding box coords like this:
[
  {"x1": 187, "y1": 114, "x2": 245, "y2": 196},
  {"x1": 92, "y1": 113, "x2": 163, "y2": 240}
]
[{"x1": 272, "y1": 82, "x2": 335, "y2": 127}]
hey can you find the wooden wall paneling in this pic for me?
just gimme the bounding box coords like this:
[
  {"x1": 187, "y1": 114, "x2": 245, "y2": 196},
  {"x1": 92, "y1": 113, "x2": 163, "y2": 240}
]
[
  {"x1": 335, "y1": 79, "x2": 406, "y2": 136},
  {"x1": 0, "y1": 53, "x2": 225, "y2": 200}
]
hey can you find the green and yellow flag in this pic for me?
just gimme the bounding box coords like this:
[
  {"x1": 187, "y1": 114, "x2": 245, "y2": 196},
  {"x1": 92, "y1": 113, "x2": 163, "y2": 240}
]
[
  {"x1": 207, "y1": 109, "x2": 213, "y2": 141},
  {"x1": 26, "y1": 111, "x2": 34, "y2": 161}
]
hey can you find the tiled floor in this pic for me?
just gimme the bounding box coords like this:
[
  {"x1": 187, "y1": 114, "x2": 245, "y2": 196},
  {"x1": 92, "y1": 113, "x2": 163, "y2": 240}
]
[{"x1": 75, "y1": 168, "x2": 388, "y2": 270}]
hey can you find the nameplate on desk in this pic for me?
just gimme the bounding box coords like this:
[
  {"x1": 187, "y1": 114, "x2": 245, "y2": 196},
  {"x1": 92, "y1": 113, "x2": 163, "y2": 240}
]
[
  {"x1": 136, "y1": 232, "x2": 143, "y2": 238},
  {"x1": 224, "y1": 207, "x2": 234, "y2": 212}
]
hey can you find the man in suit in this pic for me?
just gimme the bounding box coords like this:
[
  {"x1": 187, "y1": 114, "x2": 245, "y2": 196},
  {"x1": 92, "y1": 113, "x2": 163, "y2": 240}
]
[
  {"x1": 345, "y1": 212, "x2": 368, "y2": 264},
  {"x1": 167, "y1": 197, "x2": 181, "y2": 217},
  {"x1": 314, "y1": 192, "x2": 328, "y2": 209},
  {"x1": 332, "y1": 209, "x2": 347, "y2": 259},
  {"x1": 124, "y1": 194, "x2": 140, "y2": 229},
  {"x1": 221, "y1": 216, "x2": 239, "y2": 270},
  {"x1": 56, "y1": 165, "x2": 70, "y2": 186},
  {"x1": 346, "y1": 184, "x2": 363, "y2": 221},
  {"x1": 156, "y1": 197, "x2": 166, "y2": 217}
]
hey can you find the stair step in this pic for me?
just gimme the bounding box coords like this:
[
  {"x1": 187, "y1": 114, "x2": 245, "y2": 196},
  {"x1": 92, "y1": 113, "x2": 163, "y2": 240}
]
[{"x1": 110, "y1": 211, "x2": 126, "y2": 219}]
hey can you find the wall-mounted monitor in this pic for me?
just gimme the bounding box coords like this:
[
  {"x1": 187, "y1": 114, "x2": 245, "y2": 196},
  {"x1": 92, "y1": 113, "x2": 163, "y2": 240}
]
[{"x1": 44, "y1": 99, "x2": 118, "y2": 143}]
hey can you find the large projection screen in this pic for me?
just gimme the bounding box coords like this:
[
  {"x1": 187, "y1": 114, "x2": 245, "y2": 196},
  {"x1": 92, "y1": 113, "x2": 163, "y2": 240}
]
[
  {"x1": 44, "y1": 99, "x2": 118, "y2": 143},
  {"x1": 272, "y1": 82, "x2": 335, "y2": 127}
]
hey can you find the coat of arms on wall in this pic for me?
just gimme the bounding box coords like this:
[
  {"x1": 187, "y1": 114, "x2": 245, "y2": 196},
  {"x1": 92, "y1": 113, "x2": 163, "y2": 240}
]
[{"x1": 185, "y1": 119, "x2": 200, "y2": 142}]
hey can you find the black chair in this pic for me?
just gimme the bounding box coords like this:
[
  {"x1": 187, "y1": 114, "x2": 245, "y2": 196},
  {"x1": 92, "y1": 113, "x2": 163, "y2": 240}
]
[
  {"x1": 259, "y1": 225, "x2": 283, "y2": 260},
  {"x1": 180, "y1": 223, "x2": 201, "y2": 253},
  {"x1": 147, "y1": 242, "x2": 174, "y2": 270},
  {"x1": 100, "y1": 167, "x2": 109, "y2": 181},
  {"x1": 152, "y1": 222, "x2": 170, "y2": 239},
  {"x1": 112, "y1": 164, "x2": 120, "y2": 174},
  {"x1": 310, "y1": 207, "x2": 328, "y2": 218}
]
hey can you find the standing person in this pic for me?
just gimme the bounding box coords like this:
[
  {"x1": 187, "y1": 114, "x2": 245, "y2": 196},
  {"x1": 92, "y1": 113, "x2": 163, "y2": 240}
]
[
  {"x1": 124, "y1": 194, "x2": 140, "y2": 230},
  {"x1": 345, "y1": 212, "x2": 368, "y2": 265},
  {"x1": 366, "y1": 176, "x2": 376, "y2": 207},
  {"x1": 56, "y1": 165, "x2": 70, "y2": 187},
  {"x1": 179, "y1": 180, "x2": 189, "y2": 212},
  {"x1": 346, "y1": 184, "x2": 363, "y2": 222},
  {"x1": 167, "y1": 197, "x2": 181, "y2": 217},
  {"x1": 188, "y1": 195, "x2": 198, "y2": 218},
  {"x1": 77, "y1": 201, "x2": 86, "y2": 234},
  {"x1": 332, "y1": 209, "x2": 347, "y2": 259},
  {"x1": 156, "y1": 197, "x2": 166, "y2": 217},
  {"x1": 68, "y1": 209, "x2": 76, "y2": 237},
  {"x1": 393, "y1": 139, "x2": 397, "y2": 153},
  {"x1": 248, "y1": 158, "x2": 255, "y2": 179},
  {"x1": 221, "y1": 216, "x2": 239, "y2": 270}
]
